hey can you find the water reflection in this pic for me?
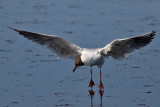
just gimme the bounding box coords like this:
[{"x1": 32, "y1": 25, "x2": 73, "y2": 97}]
[
  {"x1": 89, "y1": 88, "x2": 95, "y2": 107},
  {"x1": 88, "y1": 70, "x2": 104, "y2": 106},
  {"x1": 99, "y1": 89, "x2": 104, "y2": 107},
  {"x1": 89, "y1": 88, "x2": 104, "y2": 107}
]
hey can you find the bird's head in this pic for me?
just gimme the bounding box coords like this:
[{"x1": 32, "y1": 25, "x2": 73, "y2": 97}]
[{"x1": 73, "y1": 56, "x2": 84, "y2": 72}]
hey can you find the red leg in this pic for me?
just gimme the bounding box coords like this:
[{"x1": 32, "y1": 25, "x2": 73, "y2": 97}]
[
  {"x1": 89, "y1": 78, "x2": 95, "y2": 87},
  {"x1": 98, "y1": 70, "x2": 104, "y2": 89},
  {"x1": 89, "y1": 67, "x2": 95, "y2": 87}
]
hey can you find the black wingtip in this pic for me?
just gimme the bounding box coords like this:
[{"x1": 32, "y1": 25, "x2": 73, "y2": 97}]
[
  {"x1": 8, "y1": 26, "x2": 20, "y2": 32},
  {"x1": 8, "y1": 26, "x2": 22, "y2": 33},
  {"x1": 8, "y1": 26, "x2": 14, "y2": 30},
  {"x1": 152, "y1": 30, "x2": 156, "y2": 33},
  {"x1": 151, "y1": 30, "x2": 156, "y2": 35},
  {"x1": 150, "y1": 30, "x2": 156, "y2": 39}
]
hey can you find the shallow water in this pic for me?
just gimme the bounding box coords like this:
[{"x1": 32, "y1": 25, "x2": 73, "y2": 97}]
[{"x1": 0, "y1": 0, "x2": 160, "y2": 107}]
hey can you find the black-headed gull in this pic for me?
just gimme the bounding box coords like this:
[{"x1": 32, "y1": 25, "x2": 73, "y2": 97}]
[{"x1": 10, "y1": 27, "x2": 156, "y2": 89}]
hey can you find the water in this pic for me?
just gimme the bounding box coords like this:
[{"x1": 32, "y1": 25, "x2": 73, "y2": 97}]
[{"x1": 0, "y1": 0, "x2": 160, "y2": 107}]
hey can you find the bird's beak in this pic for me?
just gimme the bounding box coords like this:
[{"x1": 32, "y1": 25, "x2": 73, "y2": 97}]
[{"x1": 73, "y1": 65, "x2": 78, "y2": 72}]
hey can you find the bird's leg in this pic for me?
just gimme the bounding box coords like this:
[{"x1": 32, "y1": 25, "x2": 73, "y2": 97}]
[
  {"x1": 98, "y1": 69, "x2": 104, "y2": 89},
  {"x1": 89, "y1": 67, "x2": 95, "y2": 87}
]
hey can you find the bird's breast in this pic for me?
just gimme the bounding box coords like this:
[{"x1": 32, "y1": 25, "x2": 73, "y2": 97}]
[{"x1": 81, "y1": 49, "x2": 104, "y2": 66}]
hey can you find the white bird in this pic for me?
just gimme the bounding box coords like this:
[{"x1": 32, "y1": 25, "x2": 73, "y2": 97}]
[{"x1": 10, "y1": 27, "x2": 156, "y2": 89}]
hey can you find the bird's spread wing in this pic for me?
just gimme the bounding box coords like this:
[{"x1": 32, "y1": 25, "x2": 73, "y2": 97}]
[
  {"x1": 100, "y1": 31, "x2": 156, "y2": 60},
  {"x1": 10, "y1": 27, "x2": 82, "y2": 59}
]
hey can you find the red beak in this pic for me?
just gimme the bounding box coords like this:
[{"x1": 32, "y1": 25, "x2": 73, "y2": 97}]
[{"x1": 73, "y1": 65, "x2": 78, "y2": 72}]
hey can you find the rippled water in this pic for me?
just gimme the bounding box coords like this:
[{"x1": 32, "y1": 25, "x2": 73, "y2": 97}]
[{"x1": 0, "y1": 0, "x2": 160, "y2": 107}]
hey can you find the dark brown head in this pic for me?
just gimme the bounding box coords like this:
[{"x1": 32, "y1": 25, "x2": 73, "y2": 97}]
[{"x1": 73, "y1": 56, "x2": 84, "y2": 72}]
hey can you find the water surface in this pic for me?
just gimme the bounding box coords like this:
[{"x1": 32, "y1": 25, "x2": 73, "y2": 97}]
[{"x1": 0, "y1": 0, "x2": 160, "y2": 107}]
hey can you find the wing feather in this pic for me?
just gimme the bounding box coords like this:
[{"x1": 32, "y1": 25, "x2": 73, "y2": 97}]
[
  {"x1": 100, "y1": 31, "x2": 156, "y2": 60},
  {"x1": 10, "y1": 27, "x2": 82, "y2": 59}
]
